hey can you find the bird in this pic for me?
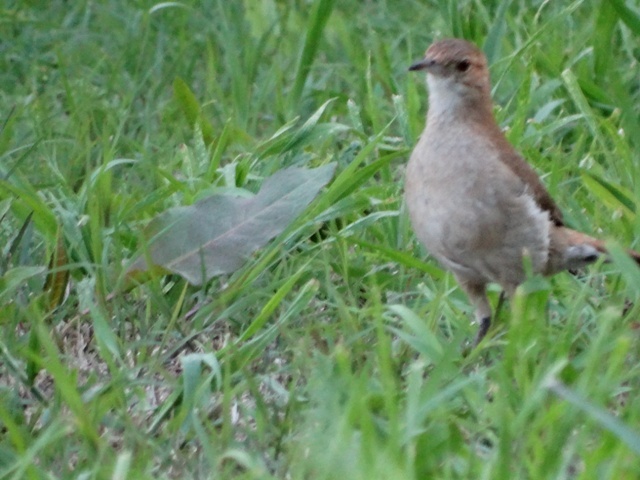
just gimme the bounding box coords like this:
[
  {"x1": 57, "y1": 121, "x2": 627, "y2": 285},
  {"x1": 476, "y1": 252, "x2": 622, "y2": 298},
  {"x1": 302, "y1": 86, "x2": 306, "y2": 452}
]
[{"x1": 405, "y1": 38, "x2": 640, "y2": 346}]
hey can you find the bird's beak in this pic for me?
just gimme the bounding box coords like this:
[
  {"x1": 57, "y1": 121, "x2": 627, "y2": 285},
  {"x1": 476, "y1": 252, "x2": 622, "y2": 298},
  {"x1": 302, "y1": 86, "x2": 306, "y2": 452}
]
[{"x1": 408, "y1": 58, "x2": 435, "y2": 71}]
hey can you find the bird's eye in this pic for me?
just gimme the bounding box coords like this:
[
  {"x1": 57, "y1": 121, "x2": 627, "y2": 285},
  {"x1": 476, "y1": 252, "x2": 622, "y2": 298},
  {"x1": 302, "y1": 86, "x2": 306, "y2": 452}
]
[{"x1": 456, "y1": 60, "x2": 471, "y2": 72}]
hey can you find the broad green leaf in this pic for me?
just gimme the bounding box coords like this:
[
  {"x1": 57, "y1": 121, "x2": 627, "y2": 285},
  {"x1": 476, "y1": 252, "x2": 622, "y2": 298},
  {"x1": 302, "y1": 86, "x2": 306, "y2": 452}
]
[
  {"x1": 258, "y1": 99, "x2": 347, "y2": 158},
  {"x1": 0, "y1": 178, "x2": 57, "y2": 240},
  {"x1": 547, "y1": 377, "x2": 640, "y2": 455},
  {"x1": 0, "y1": 198, "x2": 12, "y2": 223},
  {"x1": 173, "y1": 77, "x2": 215, "y2": 146},
  {"x1": 349, "y1": 237, "x2": 444, "y2": 280},
  {"x1": 606, "y1": 241, "x2": 640, "y2": 296},
  {"x1": 128, "y1": 164, "x2": 336, "y2": 285},
  {"x1": 173, "y1": 77, "x2": 201, "y2": 132},
  {"x1": 561, "y1": 70, "x2": 612, "y2": 156},
  {"x1": 43, "y1": 228, "x2": 70, "y2": 311},
  {"x1": 609, "y1": 0, "x2": 640, "y2": 36},
  {"x1": 34, "y1": 320, "x2": 100, "y2": 447},
  {"x1": 581, "y1": 171, "x2": 636, "y2": 217},
  {"x1": 2, "y1": 211, "x2": 32, "y2": 274},
  {"x1": 289, "y1": 0, "x2": 336, "y2": 109},
  {"x1": 180, "y1": 353, "x2": 222, "y2": 426},
  {"x1": 0, "y1": 266, "x2": 46, "y2": 304},
  {"x1": 594, "y1": 1, "x2": 617, "y2": 78},
  {"x1": 77, "y1": 278, "x2": 122, "y2": 359},
  {"x1": 388, "y1": 304, "x2": 443, "y2": 363},
  {"x1": 483, "y1": 0, "x2": 511, "y2": 64}
]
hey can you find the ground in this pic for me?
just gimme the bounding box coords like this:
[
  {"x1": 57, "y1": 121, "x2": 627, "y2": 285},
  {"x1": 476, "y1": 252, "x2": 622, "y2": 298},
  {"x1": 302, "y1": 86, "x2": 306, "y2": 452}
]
[{"x1": 1, "y1": 1, "x2": 640, "y2": 478}]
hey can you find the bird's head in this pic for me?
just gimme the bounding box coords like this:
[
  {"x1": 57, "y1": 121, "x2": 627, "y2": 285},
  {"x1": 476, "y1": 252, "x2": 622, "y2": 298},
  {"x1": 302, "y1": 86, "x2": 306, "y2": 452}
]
[{"x1": 409, "y1": 38, "x2": 491, "y2": 109}]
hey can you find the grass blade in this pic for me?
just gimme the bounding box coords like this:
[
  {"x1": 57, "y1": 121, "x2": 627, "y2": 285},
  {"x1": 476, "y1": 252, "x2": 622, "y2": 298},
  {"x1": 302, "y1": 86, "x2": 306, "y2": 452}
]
[
  {"x1": 289, "y1": 0, "x2": 336, "y2": 110},
  {"x1": 547, "y1": 378, "x2": 640, "y2": 455}
]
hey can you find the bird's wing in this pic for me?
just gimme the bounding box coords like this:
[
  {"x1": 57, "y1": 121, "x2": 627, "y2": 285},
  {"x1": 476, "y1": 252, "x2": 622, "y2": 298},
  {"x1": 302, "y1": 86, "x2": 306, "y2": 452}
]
[
  {"x1": 497, "y1": 149, "x2": 564, "y2": 226},
  {"x1": 480, "y1": 122, "x2": 565, "y2": 226}
]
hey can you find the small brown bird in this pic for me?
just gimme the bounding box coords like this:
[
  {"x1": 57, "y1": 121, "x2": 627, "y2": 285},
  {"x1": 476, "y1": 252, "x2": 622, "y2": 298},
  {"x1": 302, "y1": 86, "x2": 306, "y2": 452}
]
[{"x1": 405, "y1": 38, "x2": 640, "y2": 345}]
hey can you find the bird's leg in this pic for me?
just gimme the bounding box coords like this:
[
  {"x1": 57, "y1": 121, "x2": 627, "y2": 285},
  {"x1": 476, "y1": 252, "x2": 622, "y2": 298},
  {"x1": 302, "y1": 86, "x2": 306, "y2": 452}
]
[
  {"x1": 494, "y1": 290, "x2": 507, "y2": 318},
  {"x1": 457, "y1": 278, "x2": 492, "y2": 346},
  {"x1": 473, "y1": 315, "x2": 491, "y2": 346},
  {"x1": 473, "y1": 290, "x2": 512, "y2": 346}
]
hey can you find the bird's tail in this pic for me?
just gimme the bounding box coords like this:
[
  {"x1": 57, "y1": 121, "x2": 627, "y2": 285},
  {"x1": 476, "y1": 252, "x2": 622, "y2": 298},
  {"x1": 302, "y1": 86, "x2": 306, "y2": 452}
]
[
  {"x1": 564, "y1": 228, "x2": 640, "y2": 262},
  {"x1": 548, "y1": 227, "x2": 640, "y2": 273}
]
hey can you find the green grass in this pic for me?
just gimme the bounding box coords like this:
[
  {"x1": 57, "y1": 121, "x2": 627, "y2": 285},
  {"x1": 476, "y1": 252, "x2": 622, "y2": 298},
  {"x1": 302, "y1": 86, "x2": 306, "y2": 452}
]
[{"x1": 2, "y1": 0, "x2": 640, "y2": 478}]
